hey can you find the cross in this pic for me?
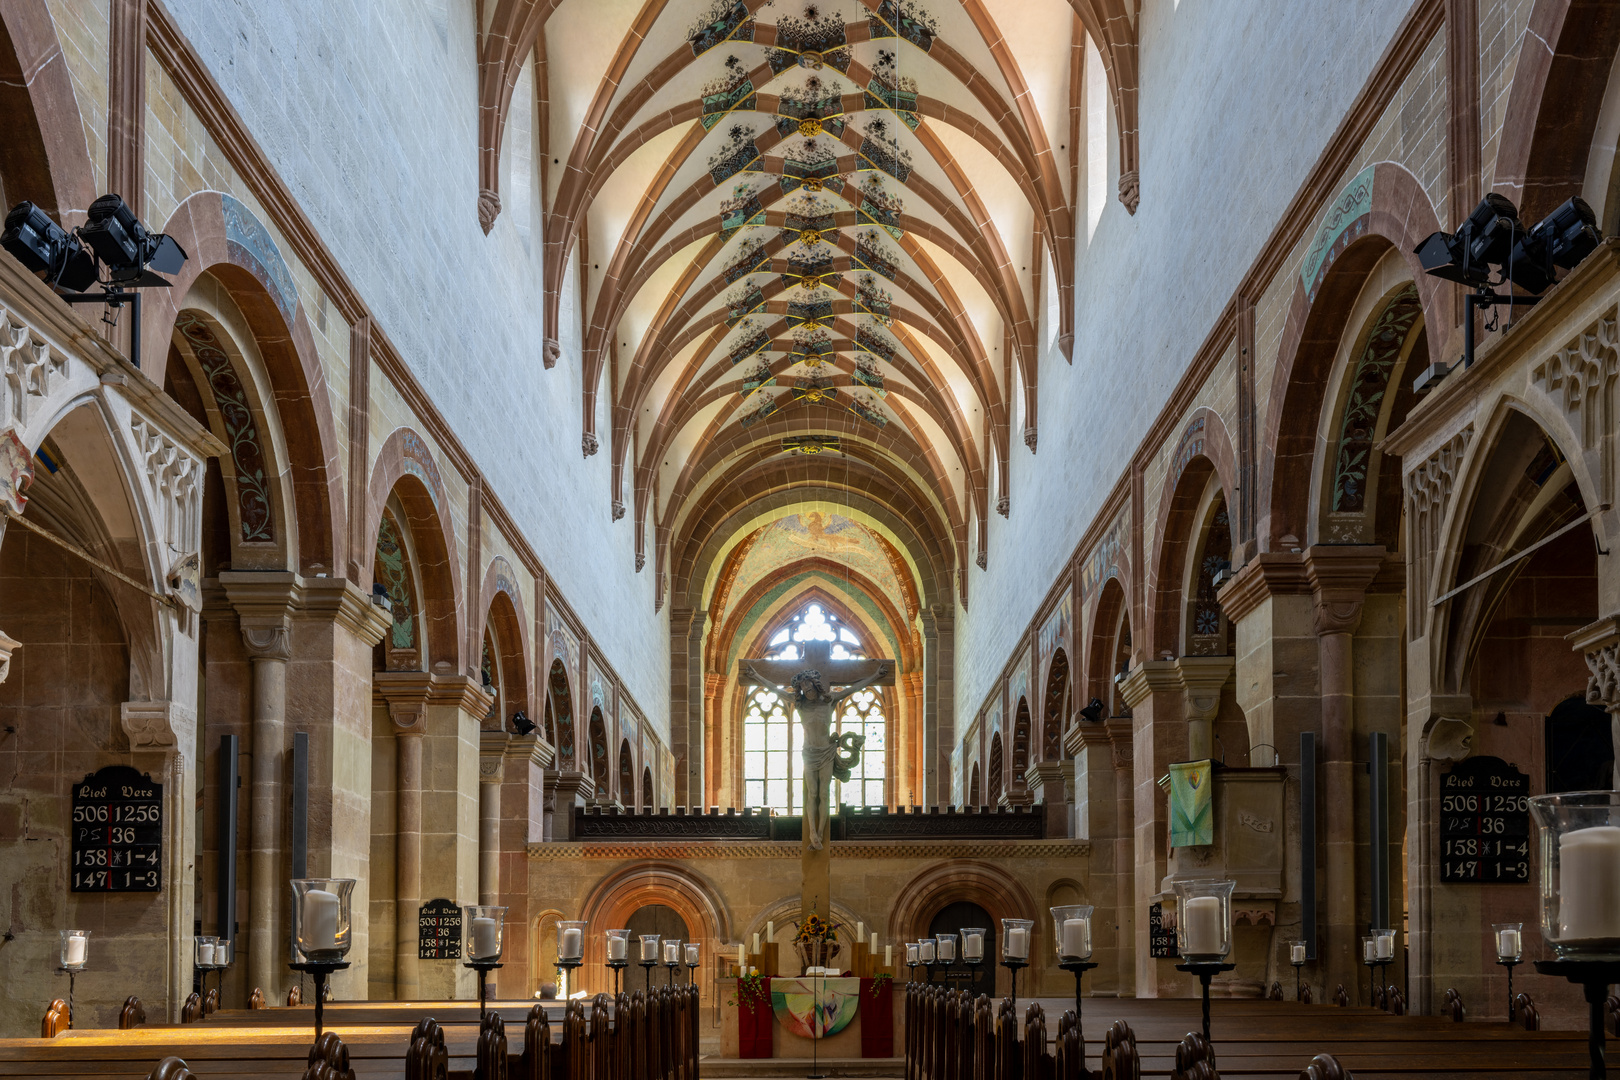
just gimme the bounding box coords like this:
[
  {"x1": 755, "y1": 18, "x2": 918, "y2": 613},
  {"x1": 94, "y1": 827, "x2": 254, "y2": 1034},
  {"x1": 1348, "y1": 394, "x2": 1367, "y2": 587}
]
[{"x1": 738, "y1": 639, "x2": 895, "y2": 921}]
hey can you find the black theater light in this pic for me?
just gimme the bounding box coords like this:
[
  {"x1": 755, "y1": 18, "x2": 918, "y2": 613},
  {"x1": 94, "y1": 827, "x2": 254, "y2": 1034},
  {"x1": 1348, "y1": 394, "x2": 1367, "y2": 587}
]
[
  {"x1": 79, "y1": 193, "x2": 187, "y2": 286},
  {"x1": 1414, "y1": 193, "x2": 1525, "y2": 288},
  {"x1": 1507, "y1": 196, "x2": 1603, "y2": 294},
  {"x1": 1078, "y1": 698, "x2": 1105, "y2": 724},
  {"x1": 1, "y1": 202, "x2": 98, "y2": 291}
]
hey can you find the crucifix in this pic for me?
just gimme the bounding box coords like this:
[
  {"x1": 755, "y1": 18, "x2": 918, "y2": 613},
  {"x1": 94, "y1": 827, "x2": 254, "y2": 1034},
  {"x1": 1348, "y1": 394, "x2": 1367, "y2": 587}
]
[{"x1": 739, "y1": 639, "x2": 894, "y2": 918}]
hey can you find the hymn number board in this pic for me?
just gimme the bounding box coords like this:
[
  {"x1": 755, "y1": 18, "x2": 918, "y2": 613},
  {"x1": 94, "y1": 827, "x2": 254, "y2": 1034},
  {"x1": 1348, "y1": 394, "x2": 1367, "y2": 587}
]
[
  {"x1": 1439, "y1": 755, "x2": 1530, "y2": 883},
  {"x1": 71, "y1": 766, "x2": 162, "y2": 892},
  {"x1": 1148, "y1": 901, "x2": 1179, "y2": 958},
  {"x1": 418, "y1": 898, "x2": 462, "y2": 959}
]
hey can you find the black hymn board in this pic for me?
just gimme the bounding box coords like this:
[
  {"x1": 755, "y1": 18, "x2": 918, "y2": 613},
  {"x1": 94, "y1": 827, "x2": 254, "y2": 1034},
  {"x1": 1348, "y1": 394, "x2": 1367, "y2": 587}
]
[
  {"x1": 418, "y1": 898, "x2": 462, "y2": 959},
  {"x1": 1440, "y1": 755, "x2": 1530, "y2": 883},
  {"x1": 71, "y1": 765, "x2": 162, "y2": 892},
  {"x1": 1148, "y1": 901, "x2": 1179, "y2": 958}
]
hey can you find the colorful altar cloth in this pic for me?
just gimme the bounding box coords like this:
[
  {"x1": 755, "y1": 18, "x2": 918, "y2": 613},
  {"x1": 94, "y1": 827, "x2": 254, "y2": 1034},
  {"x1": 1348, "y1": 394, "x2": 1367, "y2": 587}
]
[{"x1": 770, "y1": 976, "x2": 860, "y2": 1038}]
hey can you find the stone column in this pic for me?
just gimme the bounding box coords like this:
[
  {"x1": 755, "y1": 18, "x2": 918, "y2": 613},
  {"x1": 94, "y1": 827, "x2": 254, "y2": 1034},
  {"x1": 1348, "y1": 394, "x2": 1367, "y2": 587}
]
[
  {"x1": 541, "y1": 771, "x2": 558, "y2": 841},
  {"x1": 550, "y1": 771, "x2": 593, "y2": 841},
  {"x1": 1106, "y1": 716, "x2": 1137, "y2": 998},
  {"x1": 479, "y1": 730, "x2": 509, "y2": 904},
  {"x1": 239, "y1": 619, "x2": 291, "y2": 1000},
  {"x1": 668, "y1": 608, "x2": 707, "y2": 809},
  {"x1": 1571, "y1": 615, "x2": 1620, "y2": 787},
  {"x1": 1118, "y1": 661, "x2": 1182, "y2": 996},
  {"x1": 922, "y1": 604, "x2": 955, "y2": 808},
  {"x1": 375, "y1": 676, "x2": 430, "y2": 1000},
  {"x1": 1175, "y1": 657, "x2": 1236, "y2": 761},
  {"x1": 1306, "y1": 546, "x2": 1384, "y2": 997}
]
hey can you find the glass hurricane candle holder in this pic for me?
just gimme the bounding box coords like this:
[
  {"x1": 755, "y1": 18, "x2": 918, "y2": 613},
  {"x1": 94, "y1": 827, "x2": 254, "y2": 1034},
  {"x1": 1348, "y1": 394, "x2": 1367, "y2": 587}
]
[
  {"x1": 466, "y1": 905, "x2": 508, "y2": 962},
  {"x1": 663, "y1": 938, "x2": 683, "y2": 965},
  {"x1": 1529, "y1": 792, "x2": 1620, "y2": 959},
  {"x1": 960, "y1": 927, "x2": 988, "y2": 964},
  {"x1": 555, "y1": 920, "x2": 587, "y2": 963},
  {"x1": 640, "y1": 933, "x2": 662, "y2": 964},
  {"x1": 1361, "y1": 936, "x2": 1377, "y2": 965},
  {"x1": 1288, "y1": 939, "x2": 1308, "y2": 966},
  {"x1": 905, "y1": 942, "x2": 919, "y2": 966},
  {"x1": 685, "y1": 942, "x2": 700, "y2": 967},
  {"x1": 214, "y1": 939, "x2": 232, "y2": 969},
  {"x1": 60, "y1": 930, "x2": 90, "y2": 971},
  {"x1": 918, "y1": 937, "x2": 936, "y2": 964},
  {"x1": 194, "y1": 934, "x2": 218, "y2": 969},
  {"x1": 606, "y1": 928, "x2": 632, "y2": 964},
  {"x1": 1173, "y1": 879, "x2": 1236, "y2": 961},
  {"x1": 290, "y1": 878, "x2": 355, "y2": 962},
  {"x1": 1050, "y1": 905, "x2": 1094, "y2": 961},
  {"x1": 1372, "y1": 927, "x2": 1396, "y2": 962},
  {"x1": 1001, "y1": 918, "x2": 1034, "y2": 962},
  {"x1": 1494, "y1": 922, "x2": 1524, "y2": 961},
  {"x1": 936, "y1": 932, "x2": 958, "y2": 964}
]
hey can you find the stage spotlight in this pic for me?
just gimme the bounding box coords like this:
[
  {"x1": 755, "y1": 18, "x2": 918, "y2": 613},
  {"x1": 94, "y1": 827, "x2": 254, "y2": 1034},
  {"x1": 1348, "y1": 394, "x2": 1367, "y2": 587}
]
[
  {"x1": 511, "y1": 711, "x2": 537, "y2": 736},
  {"x1": 1415, "y1": 193, "x2": 1524, "y2": 287},
  {"x1": 1078, "y1": 698, "x2": 1105, "y2": 724},
  {"x1": 79, "y1": 193, "x2": 187, "y2": 286},
  {"x1": 1, "y1": 202, "x2": 97, "y2": 291},
  {"x1": 1507, "y1": 196, "x2": 1603, "y2": 294}
]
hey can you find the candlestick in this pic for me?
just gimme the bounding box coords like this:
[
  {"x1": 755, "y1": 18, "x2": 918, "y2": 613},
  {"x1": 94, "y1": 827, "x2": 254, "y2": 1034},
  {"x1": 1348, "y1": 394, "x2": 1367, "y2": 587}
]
[
  {"x1": 885, "y1": 945, "x2": 893, "y2": 966},
  {"x1": 736, "y1": 943, "x2": 746, "y2": 970},
  {"x1": 766, "y1": 921, "x2": 774, "y2": 941},
  {"x1": 857, "y1": 921, "x2": 865, "y2": 944},
  {"x1": 999, "y1": 919, "x2": 1034, "y2": 1005},
  {"x1": 753, "y1": 933, "x2": 761, "y2": 953}
]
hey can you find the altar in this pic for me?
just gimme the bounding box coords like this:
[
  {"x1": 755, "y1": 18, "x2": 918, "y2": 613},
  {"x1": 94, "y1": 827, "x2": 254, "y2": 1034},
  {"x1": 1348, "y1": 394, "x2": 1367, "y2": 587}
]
[{"x1": 719, "y1": 976, "x2": 898, "y2": 1059}]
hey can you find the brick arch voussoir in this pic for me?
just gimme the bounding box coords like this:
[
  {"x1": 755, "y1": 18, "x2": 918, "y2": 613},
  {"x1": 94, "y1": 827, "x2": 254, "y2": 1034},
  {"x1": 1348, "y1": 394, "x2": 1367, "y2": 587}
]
[
  {"x1": 1493, "y1": 0, "x2": 1620, "y2": 222},
  {"x1": 887, "y1": 859, "x2": 1039, "y2": 944},
  {"x1": 365, "y1": 427, "x2": 465, "y2": 673},
  {"x1": 478, "y1": 556, "x2": 533, "y2": 720},
  {"x1": 578, "y1": 861, "x2": 731, "y2": 970},
  {"x1": 0, "y1": 0, "x2": 96, "y2": 224},
  {"x1": 1259, "y1": 162, "x2": 1446, "y2": 552},
  {"x1": 150, "y1": 191, "x2": 342, "y2": 574}
]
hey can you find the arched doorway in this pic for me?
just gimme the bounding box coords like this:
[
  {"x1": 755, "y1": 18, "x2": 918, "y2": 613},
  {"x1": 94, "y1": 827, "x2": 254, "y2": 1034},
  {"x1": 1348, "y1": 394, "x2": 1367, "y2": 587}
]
[
  {"x1": 928, "y1": 901, "x2": 995, "y2": 997},
  {"x1": 626, "y1": 904, "x2": 690, "y2": 990}
]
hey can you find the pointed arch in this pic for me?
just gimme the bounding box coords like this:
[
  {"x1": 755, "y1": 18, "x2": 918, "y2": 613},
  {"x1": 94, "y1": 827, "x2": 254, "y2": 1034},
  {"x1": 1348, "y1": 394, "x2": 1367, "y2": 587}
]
[{"x1": 365, "y1": 428, "x2": 463, "y2": 672}]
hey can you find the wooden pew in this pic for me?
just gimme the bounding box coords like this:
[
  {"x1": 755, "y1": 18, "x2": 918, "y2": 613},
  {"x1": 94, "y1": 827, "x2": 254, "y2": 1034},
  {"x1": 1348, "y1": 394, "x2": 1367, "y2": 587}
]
[{"x1": 119, "y1": 998, "x2": 146, "y2": 1031}]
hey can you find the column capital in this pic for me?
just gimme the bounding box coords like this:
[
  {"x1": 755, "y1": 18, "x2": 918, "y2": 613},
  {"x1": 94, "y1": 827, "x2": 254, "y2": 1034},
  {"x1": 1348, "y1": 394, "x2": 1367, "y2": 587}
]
[
  {"x1": 1104, "y1": 716, "x2": 1134, "y2": 772},
  {"x1": 1064, "y1": 719, "x2": 1113, "y2": 757},
  {"x1": 480, "y1": 729, "x2": 510, "y2": 781},
  {"x1": 1305, "y1": 545, "x2": 1386, "y2": 635},
  {"x1": 0, "y1": 628, "x2": 18, "y2": 685},
  {"x1": 1117, "y1": 659, "x2": 1179, "y2": 710},
  {"x1": 507, "y1": 732, "x2": 555, "y2": 771},
  {"x1": 1570, "y1": 615, "x2": 1620, "y2": 713},
  {"x1": 120, "y1": 700, "x2": 193, "y2": 750},
  {"x1": 1174, "y1": 656, "x2": 1235, "y2": 723},
  {"x1": 374, "y1": 670, "x2": 432, "y2": 734},
  {"x1": 1216, "y1": 552, "x2": 1309, "y2": 623}
]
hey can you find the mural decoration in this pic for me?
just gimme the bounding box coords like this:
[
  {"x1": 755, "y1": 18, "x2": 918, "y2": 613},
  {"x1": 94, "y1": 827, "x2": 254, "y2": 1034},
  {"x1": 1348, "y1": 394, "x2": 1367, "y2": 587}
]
[
  {"x1": 1039, "y1": 594, "x2": 1071, "y2": 663},
  {"x1": 374, "y1": 509, "x2": 417, "y2": 657},
  {"x1": 1301, "y1": 165, "x2": 1374, "y2": 303},
  {"x1": 1080, "y1": 510, "x2": 1128, "y2": 598},
  {"x1": 221, "y1": 195, "x2": 299, "y2": 324},
  {"x1": 176, "y1": 313, "x2": 273, "y2": 543},
  {"x1": 401, "y1": 430, "x2": 446, "y2": 509},
  {"x1": 1331, "y1": 285, "x2": 1422, "y2": 513},
  {"x1": 721, "y1": 511, "x2": 908, "y2": 625}
]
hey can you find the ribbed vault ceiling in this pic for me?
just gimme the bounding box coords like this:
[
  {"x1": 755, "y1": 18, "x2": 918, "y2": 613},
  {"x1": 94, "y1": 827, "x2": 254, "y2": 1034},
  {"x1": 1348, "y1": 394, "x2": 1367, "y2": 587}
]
[{"x1": 505, "y1": 0, "x2": 1139, "y2": 609}]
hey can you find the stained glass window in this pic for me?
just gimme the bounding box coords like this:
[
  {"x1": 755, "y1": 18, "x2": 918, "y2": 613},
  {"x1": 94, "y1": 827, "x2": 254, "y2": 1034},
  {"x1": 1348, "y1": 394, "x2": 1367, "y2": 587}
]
[{"x1": 743, "y1": 603, "x2": 888, "y2": 811}]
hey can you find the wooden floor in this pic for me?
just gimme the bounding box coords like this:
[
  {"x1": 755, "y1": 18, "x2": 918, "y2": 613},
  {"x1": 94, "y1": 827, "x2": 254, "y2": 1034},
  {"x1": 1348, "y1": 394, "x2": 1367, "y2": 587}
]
[{"x1": 0, "y1": 995, "x2": 1609, "y2": 1079}]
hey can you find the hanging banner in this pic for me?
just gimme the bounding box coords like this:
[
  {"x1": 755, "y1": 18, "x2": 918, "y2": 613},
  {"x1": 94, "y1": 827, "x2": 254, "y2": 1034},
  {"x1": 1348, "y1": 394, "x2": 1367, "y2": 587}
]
[{"x1": 1169, "y1": 759, "x2": 1214, "y2": 848}]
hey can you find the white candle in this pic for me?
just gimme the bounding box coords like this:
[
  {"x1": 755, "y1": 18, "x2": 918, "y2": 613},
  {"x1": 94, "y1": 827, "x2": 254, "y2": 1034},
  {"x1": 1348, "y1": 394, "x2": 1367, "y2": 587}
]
[
  {"x1": 642, "y1": 937, "x2": 659, "y2": 961},
  {"x1": 737, "y1": 944, "x2": 746, "y2": 968},
  {"x1": 608, "y1": 936, "x2": 628, "y2": 961},
  {"x1": 664, "y1": 940, "x2": 681, "y2": 964},
  {"x1": 1375, "y1": 935, "x2": 1393, "y2": 960},
  {"x1": 1061, "y1": 918, "x2": 1090, "y2": 959},
  {"x1": 766, "y1": 921, "x2": 774, "y2": 941},
  {"x1": 1007, "y1": 927, "x2": 1029, "y2": 959},
  {"x1": 938, "y1": 936, "x2": 956, "y2": 962},
  {"x1": 216, "y1": 941, "x2": 231, "y2": 966},
  {"x1": 198, "y1": 942, "x2": 215, "y2": 966},
  {"x1": 1497, "y1": 929, "x2": 1521, "y2": 958},
  {"x1": 1363, "y1": 939, "x2": 1376, "y2": 962},
  {"x1": 301, "y1": 889, "x2": 340, "y2": 952},
  {"x1": 857, "y1": 922, "x2": 865, "y2": 943},
  {"x1": 885, "y1": 945, "x2": 893, "y2": 966},
  {"x1": 1290, "y1": 943, "x2": 1306, "y2": 965},
  {"x1": 905, "y1": 943, "x2": 919, "y2": 964},
  {"x1": 1182, "y1": 896, "x2": 1223, "y2": 956},
  {"x1": 473, "y1": 917, "x2": 500, "y2": 959},
  {"x1": 870, "y1": 933, "x2": 878, "y2": 953},
  {"x1": 919, "y1": 939, "x2": 936, "y2": 963},
  {"x1": 686, "y1": 944, "x2": 699, "y2": 965},
  {"x1": 65, "y1": 935, "x2": 87, "y2": 966},
  {"x1": 963, "y1": 935, "x2": 983, "y2": 961},
  {"x1": 1559, "y1": 825, "x2": 1620, "y2": 941},
  {"x1": 753, "y1": 933, "x2": 760, "y2": 953}
]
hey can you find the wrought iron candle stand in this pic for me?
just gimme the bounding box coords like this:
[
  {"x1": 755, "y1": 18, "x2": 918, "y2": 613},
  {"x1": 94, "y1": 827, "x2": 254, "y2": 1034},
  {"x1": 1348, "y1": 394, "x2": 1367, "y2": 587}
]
[
  {"x1": 640, "y1": 958, "x2": 659, "y2": 993},
  {"x1": 1535, "y1": 960, "x2": 1620, "y2": 1079},
  {"x1": 665, "y1": 957, "x2": 681, "y2": 988},
  {"x1": 468, "y1": 958, "x2": 504, "y2": 1023},
  {"x1": 1497, "y1": 956, "x2": 1521, "y2": 1020},
  {"x1": 607, "y1": 958, "x2": 627, "y2": 995},
  {"x1": 1058, "y1": 961, "x2": 1098, "y2": 1050},
  {"x1": 685, "y1": 957, "x2": 699, "y2": 985},
  {"x1": 606, "y1": 929, "x2": 632, "y2": 996},
  {"x1": 1175, "y1": 962, "x2": 1236, "y2": 1043},
  {"x1": 289, "y1": 960, "x2": 349, "y2": 1038}
]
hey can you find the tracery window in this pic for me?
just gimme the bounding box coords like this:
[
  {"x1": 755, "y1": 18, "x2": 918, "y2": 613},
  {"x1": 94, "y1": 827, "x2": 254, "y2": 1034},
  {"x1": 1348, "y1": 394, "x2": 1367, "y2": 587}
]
[{"x1": 743, "y1": 603, "x2": 888, "y2": 811}]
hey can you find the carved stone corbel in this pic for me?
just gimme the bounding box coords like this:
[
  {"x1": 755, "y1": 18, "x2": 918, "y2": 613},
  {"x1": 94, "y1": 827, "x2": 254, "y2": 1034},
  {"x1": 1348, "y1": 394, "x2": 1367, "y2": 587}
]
[
  {"x1": 0, "y1": 629, "x2": 19, "y2": 685},
  {"x1": 120, "y1": 700, "x2": 188, "y2": 750},
  {"x1": 477, "y1": 188, "x2": 501, "y2": 234},
  {"x1": 581, "y1": 432, "x2": 599, "y2": 458},
  {"x1": 543, "y1": 338, "x2": 560, "y2": 369},
  {"x1": 1423, "y1": 716, "x2": 1474, "y2": 761}
]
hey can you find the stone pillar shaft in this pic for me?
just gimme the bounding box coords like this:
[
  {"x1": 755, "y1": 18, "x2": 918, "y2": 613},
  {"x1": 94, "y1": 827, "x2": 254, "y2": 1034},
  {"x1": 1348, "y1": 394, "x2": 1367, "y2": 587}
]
[
  {"x1": 240, "y1": 625, "x2": 290, "y2": 1001},
  {"x1": 395, "y1": 729, "x2": 424, "y2": 999}
]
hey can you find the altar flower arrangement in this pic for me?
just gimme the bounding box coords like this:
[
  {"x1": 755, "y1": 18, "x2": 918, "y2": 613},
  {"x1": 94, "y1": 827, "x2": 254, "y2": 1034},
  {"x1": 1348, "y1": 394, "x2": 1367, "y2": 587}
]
[
  {"x1": 793, "y1": 912, "x2": 841, "y2": 973},
  {"x1": 794, "y1": 913, "x2": 838, "y2": 943},
  {"x1": 730, "y1": 971, "x2": 768, "y2": 1009}
]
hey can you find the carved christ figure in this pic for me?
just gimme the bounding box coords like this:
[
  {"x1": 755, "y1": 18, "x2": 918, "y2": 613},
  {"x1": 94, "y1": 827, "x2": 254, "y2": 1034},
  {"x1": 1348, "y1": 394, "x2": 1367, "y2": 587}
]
[{"x1": 740, "y1": 639, "x2": 894, "y2": 850}]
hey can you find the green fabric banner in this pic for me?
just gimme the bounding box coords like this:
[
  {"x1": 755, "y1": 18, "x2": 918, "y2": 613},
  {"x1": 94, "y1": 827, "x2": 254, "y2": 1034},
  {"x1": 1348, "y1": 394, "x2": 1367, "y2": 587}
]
[{"x1": 1169, "y1": 759, "x2": 1214, "y2": 848}]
